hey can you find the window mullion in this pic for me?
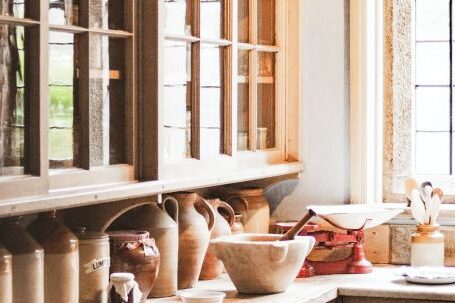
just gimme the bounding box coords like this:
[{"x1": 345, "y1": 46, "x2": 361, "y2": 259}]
[
  {"x1": 250, "y1": 0, "x2": 258, "y2": 151},
  {"x1": 450, "y1": 0, "x2": 454, "y2": 175}
]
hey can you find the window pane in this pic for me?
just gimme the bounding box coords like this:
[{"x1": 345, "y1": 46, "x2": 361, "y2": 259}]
[
  {"x1": 416, "y1": 87, "x2": 450, "y2": 131},
  {"x1": 89, "y1": 35, "x2": 126, "y2": 166},
  {"x1": 416, "y1": 0, "x2": 449, "y2": 41},
  {"x1": 165, "y1": 0, "x2": 191, "y2": 36},
  {"x1": 257, "y1": 0, "x2": 275, "y2": 45},
  {"x1": 200, "y1": 0, "x2": 223, "y2": 39},
  {"x1": 416, "y1": 42, "x2": 450, "y2": 85},
  {"x1": 164, "y1": 40, "x2": 192, "y2": 161},
  {"x1": 49, "y1": 0, "x2": 79, "y2": 26},
  {"x1": 200, "y1": 43, "x2": 223, "y2": 157},
  {"x1": 238, "y1": 50, "x2": 249, "y2": 151},
  {"x1": 89, "y1": 0, "x2": 125, "y2": 30},
  {"x1": 0, "y1": 0, "x2": 25, "y2": 18},
  {"x1": 238, "y1": 0, "x2": 249, "y2": 43},
  {"x1": 49, "y1": 32, "x2": 77, "y2": 169},
  {"x1": 416, "y1": 132, "x2": 450, "y2": 174},
  {"x1": 0, "y1": 25, "x2": 26, "y2": 176},
  {"x1": 257, "y1": 52, "x2": 275, "y2": 149}
]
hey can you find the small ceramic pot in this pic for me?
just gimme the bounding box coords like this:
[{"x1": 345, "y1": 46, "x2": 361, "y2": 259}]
[
  {"x1": 231, "y1": 215, "x2": 245, "y2": 234},
  {"x1": 411, "y1": 224, "x2": 445, "y2": 267},
  {"x1": 75, "y1": 228, "x2": 110, "y2": 303},
  {"x1": 109, "y1": 273, "x2": 141, "y2": 303},
  {"x1": 27, "y1": 211, "x2": 79, "y2": 303},
  {"x1": 108, "y1": 230, "x2": 160, "y2": 303}
]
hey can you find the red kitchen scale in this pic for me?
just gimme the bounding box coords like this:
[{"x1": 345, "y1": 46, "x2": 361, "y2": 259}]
[{"x1": 275, "y1": 205, "x2": 403, "y2": 277}]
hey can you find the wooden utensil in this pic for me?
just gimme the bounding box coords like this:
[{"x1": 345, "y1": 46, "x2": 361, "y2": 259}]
[
  {"x1": 280, "y1": 209, "x2": 316, "y2": 241},
  {"x1": 411, "y1": 189, "x2": 426, "y2": 225},
  {"x1": 405, "y1": 178, "x2": 419, "y2": 202}
]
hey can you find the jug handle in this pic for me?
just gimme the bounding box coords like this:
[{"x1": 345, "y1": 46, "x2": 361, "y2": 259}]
[
  {"x1": 226, "y1": 195, "x2": 248, "y2": 213},
  {"x1": 161, "y1": 196, "x2": 179, "y2": 223},
  {"x1": 218, "y1": 201, "x2": 236, "y2": 227},
  {"x1": 198, "y1": 197, "x2": 216, "y2": 232}
]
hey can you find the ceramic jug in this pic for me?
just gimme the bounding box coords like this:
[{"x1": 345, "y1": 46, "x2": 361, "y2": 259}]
[
  {"x1": 27, "y1": 211, "x2": 79, "y2": 303},
  {"x1": 199, "y1": 199, "x2": 235, "y2": 280},
  {"x1": 118, "y1": 201, "x2": 179, "y2": 298},
  {"x1": 164, "y1": 192, "x2": 215, "y2": 289},
  {"x1": 223, "y1": 187, "x2": 270, "y2": 233},
  {"x1": 0, "y1": 217, "x2": 44, "y2": 303},
  {"x1": 0, "y1": 243, "x2": 12, "y2": 303}
]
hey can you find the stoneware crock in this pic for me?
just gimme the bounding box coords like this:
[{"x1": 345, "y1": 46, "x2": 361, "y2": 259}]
[
  {"x1": 27, "y1": 211, "x2": 79, "y2": 303},
  {"x1": 0, "y1": 217, "x2": 45, "y2": 303},
  {"x1": 116, "y1": 201, "x2": 179, "y2": 298},
  {"x1": 211, "y1": 233, "x2": 315, "y2": 294}
]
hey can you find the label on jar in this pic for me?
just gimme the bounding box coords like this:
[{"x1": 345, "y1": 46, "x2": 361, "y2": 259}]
[{"x1": 83, "y1": 257, "x2": 111, "y2": 274}]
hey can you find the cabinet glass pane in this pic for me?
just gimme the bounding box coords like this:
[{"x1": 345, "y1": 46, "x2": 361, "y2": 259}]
[
  {"x1": 200, "y1": 43, "x2": 223, "y2": 157},
  {"x1": 416, "y1": 132, "x2": 450, "y2": 175},
  {"x1": 164, "y1": 40, "x2": 192, "y2": 161},
  {"x1": 416, "y1": 0, "x2": 449, "y2": 41},
  {"x1": 238, "y1": 0, "x2": 249, "y2": 43},
  {"x1": 89, "y1": 0, "x2": 125, "y2": 30},
  {"x1": 49, "y1": 31, "x2": 77, "y2": 168},
  {"x1": 200, "y1": 0, "x2": 223, "y2": 39},
  {"x1": 416, "y1": 42, "x2": 450, "y2": 85},
  {"x1": 0, "y1": 25, "x2": 26, "y2": 176},
  {"x1": 165, "y1": 0, "x2": 191, "y2": 36},
  {"x1": 1, "y1": 0, "x2": 25, "y2": 18},
  {"x1": 257, "y1": 0, "x2": 275, "y2": 45},
  {"x1": 416, "y1": 87, "x2": 450, "y2": 131},
  {"x1": 238, "y1": 50, "x2": 249, "y2": 151},
  {"x1": 89, "y1": 35, "x2": 126, "y2": 166},
  {"x1": 257, "y1": 52, "x2": 275, "y2": 149},
  {"x1": 49, "y1": 0, "x2": 79, "y2": 26}
]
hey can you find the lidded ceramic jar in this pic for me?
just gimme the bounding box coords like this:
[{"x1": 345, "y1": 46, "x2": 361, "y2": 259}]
[
  {"x1": 199, "y1": 199, "x2": 235, "y2": 280},
  {"x1": 108, "y1": 230, "x2": 160, "y2": 303},
  {"x1": 27, "y1": 211, "x2": 79, "y2": 303},
  {"x1": 411, "y1": 224, "x2": 445, "y2": 267},
  {"x1": 0, "y1": 243, "x2": 12, "y2": 303},
  {"x1": 75, "y1": 228, "x2": 110, "y2": 303},
  {"x1": 223, "y1": 187, "x2": 270, "y2": 233},
  {"x1": 109, "y1": 273, "x2": 142, "y2": 303},
  {"x1": 0, "y1": 216, "x2": 44, "y2": 303}
]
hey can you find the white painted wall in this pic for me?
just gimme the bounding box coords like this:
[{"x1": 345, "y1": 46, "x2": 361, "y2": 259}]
[{"x1": 273, "y1": 0, "x2": 350, "y2": 220}]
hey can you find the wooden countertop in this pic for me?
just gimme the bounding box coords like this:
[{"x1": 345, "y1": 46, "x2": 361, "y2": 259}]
[{"x1": 147, "y1": 265, "x2": 455, "y2": 303}]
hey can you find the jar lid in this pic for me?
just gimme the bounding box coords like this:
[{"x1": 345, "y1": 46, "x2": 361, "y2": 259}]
[
  {"x1": 110, "y1": 272, "x2": 135, "y2": 282},
  {"x1": 108, "y1": 230, "x2": 150, "y2": 242},
  {"x1": 74, "y1": 227, "x2": 108, "y2": 240}
]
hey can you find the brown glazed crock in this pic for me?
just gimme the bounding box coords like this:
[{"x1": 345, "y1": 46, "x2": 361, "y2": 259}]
[
  {"x1": 108, "y1": 230, "x2": 160, "y2": 303},
  {"x1": 0, "y1": 216, "x2": 44, "y2": 303},
  {"x1": 27, "y1": 211, "x2": 79, "y2": 303}
]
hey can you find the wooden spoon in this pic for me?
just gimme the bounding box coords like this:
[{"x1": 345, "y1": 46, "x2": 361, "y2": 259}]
[
  {"x1": 280, "y1": 209, "x2": 317, "y2": 241},
  {"x1": 405, "y1": 178, "x2": 418, "y2": 202}
]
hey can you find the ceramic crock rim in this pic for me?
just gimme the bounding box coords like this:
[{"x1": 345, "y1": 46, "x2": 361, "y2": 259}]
[
  {"x1": 179, "y1": 290, "x2": 226, "y2": 299},
  {"x1": 210, "y1": 233, "x2": 313, "y2": 245}
]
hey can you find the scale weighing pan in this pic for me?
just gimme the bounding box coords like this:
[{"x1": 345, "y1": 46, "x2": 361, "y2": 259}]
[{"x1": 307, "y1": 205, "x2": 403, "y2": 230}]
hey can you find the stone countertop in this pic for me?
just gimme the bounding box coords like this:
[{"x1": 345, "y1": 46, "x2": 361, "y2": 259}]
[{"x1": 147, "y1": 265, "x2": 455, "y2": 303}]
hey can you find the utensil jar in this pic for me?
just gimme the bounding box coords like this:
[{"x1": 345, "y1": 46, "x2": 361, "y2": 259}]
[{"x1": 411, "y1": 224, "x2": 445, "y2": 267}]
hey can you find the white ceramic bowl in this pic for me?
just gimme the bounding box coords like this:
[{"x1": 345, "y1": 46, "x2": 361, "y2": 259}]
[
  {"x1": 180, "y1": 290, "x2": 226, "y2": 303},
  {"x1": 211, "y1": 233, "x2": 315, "y2": 294}
]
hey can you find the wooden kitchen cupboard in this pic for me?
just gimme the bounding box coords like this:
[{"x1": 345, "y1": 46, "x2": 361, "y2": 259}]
[{"x1": 0, "y1": 0, "x2": 301, "y2": 217}]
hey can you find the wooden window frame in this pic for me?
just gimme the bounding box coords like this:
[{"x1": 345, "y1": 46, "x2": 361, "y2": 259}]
[{"x1": 0, "y1": 0, "x2": 137, "y2": 199}]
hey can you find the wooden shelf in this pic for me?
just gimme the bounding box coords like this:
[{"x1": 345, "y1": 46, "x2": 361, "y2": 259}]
[{"x1": 0, "y1": 161, "x2": 303, "y2": 217}]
